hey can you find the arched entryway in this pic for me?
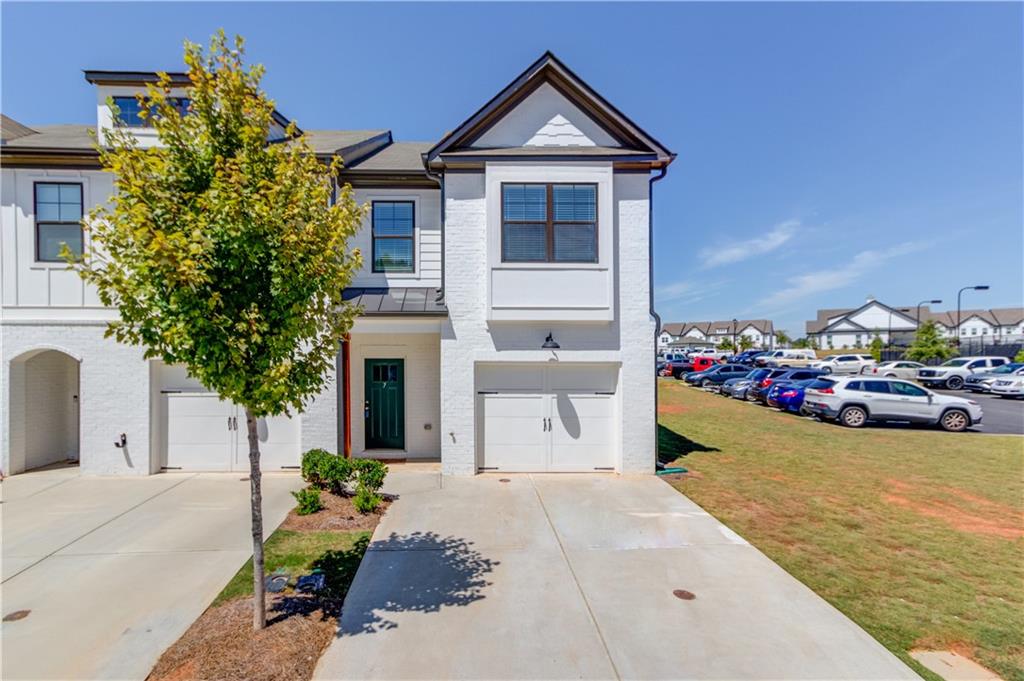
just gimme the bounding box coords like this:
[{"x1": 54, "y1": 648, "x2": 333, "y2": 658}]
[{"x1": 8, "y1": 349, "x2": 80, "y2": 474}]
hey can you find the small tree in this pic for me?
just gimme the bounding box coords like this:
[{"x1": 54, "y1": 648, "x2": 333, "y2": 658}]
[
  {"x1": 738, "y1": 334, "x2": 755, "y2": 351},
  {"x1": 792, "y1": 337, "x2": 809, "y2": 349},
  {"x1": 868, "y1": 334, "x2": 884, "y2": 361},
  {"x1": 717, "y1": 337, "x2": 735, "y2": 352},
  {"x1": 70, "y1": 32, "x2": 364, "y2": 630},
  {"x1": 906, "y1": 321, "x2": 955, "y2": 363},
  {"x1": 775, "y1": 330, "x2": 791, "y2": 347},
  {"x1": 1015, "y1": 348, "x2": 1024, "y2": 363}
]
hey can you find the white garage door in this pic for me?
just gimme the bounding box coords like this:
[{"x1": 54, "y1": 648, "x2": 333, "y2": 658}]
[
  {"x1": 164, "y1": 393, "x2": 301, "y2": 471},
  {"x1": 478, "y1": 364, "x2": 618, "y2": 473}
]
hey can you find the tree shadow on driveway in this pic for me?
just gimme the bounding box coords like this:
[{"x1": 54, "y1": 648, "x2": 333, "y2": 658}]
[
  {"x1": 337, "y1": 531, "x2": 499, "y2": 636},
  {"x1": 658, "y1": 424, "x2": 720, "y2": 464}
]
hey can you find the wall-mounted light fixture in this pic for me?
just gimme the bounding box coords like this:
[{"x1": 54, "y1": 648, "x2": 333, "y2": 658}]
[
  {"x1": 542, "y1": 333, "x2": 560, "y2": 349},
  {"x1": 114, "y1": 433, "x2": 127, "y2": 448}
]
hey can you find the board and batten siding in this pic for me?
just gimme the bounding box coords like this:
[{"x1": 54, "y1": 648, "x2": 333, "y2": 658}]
[
  {"x1": 1, "y1": 168, "x2": 114, "y2": 320},
  {"x1": 349, "y1": 188, "x2": 441, "y2": 289}
]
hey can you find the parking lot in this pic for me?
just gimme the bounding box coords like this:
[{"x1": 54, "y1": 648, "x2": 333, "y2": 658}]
[{"x1": 934, "y1": 389, "x2": 1024, "y2": 435}]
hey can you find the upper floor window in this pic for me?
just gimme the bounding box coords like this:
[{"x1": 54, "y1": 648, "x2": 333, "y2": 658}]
[
  {"x1": 112, "y1": 96, "x2": 190, "y2": 127},
  {"x1": 372, "y1": 201, "x2": 414, "y2": 273},
  {"x1": 35, "y1": 182, "x2": 83, "y2": 262},
  {"x1": 501, "y1": 183, "x2": 597, "y2": 263}
]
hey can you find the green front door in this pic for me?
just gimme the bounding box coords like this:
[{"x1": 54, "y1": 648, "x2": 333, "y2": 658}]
[{"x1": 365, "y1": 359, "x2": 405, "y2": 449}]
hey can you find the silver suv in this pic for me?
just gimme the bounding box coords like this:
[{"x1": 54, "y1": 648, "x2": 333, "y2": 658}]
[
  {"x1": 917, "y1": 356, "x2": 1009, "y2": 390},
  {"x1": 803, "y1": 376, "x2": 983, "y2": 432}
]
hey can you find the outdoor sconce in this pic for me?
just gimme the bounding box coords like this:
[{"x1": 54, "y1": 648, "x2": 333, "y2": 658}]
[
  {"x1": 114, "y1": 433, "x2": 127, "y2": 448},
  {"x1": 542, "y1": 333, "x2": 560, "y2": 349}
]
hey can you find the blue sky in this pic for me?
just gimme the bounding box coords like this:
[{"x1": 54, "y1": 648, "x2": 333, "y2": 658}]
[{"x1": 3, "y1": 2, "x2": 1021, "y2": 336}]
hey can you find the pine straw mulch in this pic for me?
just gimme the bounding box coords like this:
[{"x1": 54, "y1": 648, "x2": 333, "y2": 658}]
[
  {"x1": 279, "y1": 489, "x2": 392, "y2": 532},
  {"x1": 148, "y1": 489, "x2": 390, "y2": 681},
  {"x1": 148, "y1": 594, "x2": 340, "y2": 681}
]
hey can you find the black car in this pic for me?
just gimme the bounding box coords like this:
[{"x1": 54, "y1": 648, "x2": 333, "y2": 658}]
[
  {"x1": 733, "y1": 350, "x2": 768, "y2": 365},
  {"x1": 748, "y1": 368, "x2": 827, "y2": 403}
]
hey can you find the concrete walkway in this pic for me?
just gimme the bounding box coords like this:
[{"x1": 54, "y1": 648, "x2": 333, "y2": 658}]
[
  {"x1": 1, "y1": 467, "x2": 303, "y2": 680},
  {"x1": 315, "y1": 468, "x2": 917, "y2": 680}
]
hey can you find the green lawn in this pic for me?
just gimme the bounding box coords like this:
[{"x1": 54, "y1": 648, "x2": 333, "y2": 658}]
[
  {"x1": 658, "y1": 379, "x2": 1024, "y2": 681},
  {"x1": 214, "y1": 529, "x2": 370, "y2": 605}
]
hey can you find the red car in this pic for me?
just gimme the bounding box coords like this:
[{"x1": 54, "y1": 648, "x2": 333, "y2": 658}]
[{"x1": 691, "y1": 356, "x2": 716, "y2": 373}]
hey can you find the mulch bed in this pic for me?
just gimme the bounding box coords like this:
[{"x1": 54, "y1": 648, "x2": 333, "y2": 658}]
[
  {"x1": 148, "y1": 595, "x2": 339, "y2": 681},
  {"x1": 148, "y1": 489, "x2": 387, "y2": 681},
  {"x1": 280, "y1": 489, "x2": 391, "y2": 532}
]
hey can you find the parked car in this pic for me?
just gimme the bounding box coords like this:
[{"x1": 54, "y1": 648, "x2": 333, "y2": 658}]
[
  {"x1": 964, "y1": 363, "x2": 1024, "y2": 393},
  {"x1": 767, "y1": 378, "x2": 830, "y2": 413},
  {"x1": 722, "y1": 369, "x2": 770, "y2": 400},
  {"x1": 803, "y1": 376, "x2": 983, "y2": 432},
  {"x1": 684, "y1": 363, "x2": 753, "y2": 388},
  {"x1": 917, "y1": 356, "x2": 1010, "y2": 390},
  {"x1": 991, "y1": 371, "x2": 1024, "y2": 399},
  {"x1": 659, "y1": 358, "x2": 694, "y2": 379},
  {"x1": 690, "y1": 356, "x2": 717, "y2": 373},
  {"x1": 861, "y1": 360, "x2": 925, "y2": 379},
  {"x1": 732, "y1": 350, "x2": 768, "y2": 365},
  {"x1": 691, "y1": 349, "x2": 731, "y2": 360},
  {"x1": 747, "y1": 368, "x2": 808, "y2": 403},
  {"x1": 759, "y1": 349, "x2": 818, "y2": 368},
  {"x1": 810, "y1": 354, "x2": 876, "y2": 375}
]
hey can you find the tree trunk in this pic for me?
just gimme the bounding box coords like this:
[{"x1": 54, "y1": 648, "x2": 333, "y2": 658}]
[{"x1": 246, "y1": 407, "x2": 266, "y2": 631}]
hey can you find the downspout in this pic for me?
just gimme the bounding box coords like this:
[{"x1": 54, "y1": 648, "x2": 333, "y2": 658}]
[
  {"x1": 649, "y1": 165, "x2": 669, "y2": 470},
  {"x1": 424, "y1": 162, "x2": 445, "y2": 303}
]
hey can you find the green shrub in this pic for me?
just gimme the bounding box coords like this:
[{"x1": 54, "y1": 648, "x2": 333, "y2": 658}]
[
  {"x1": 321, "y1": 455, "x2": 353, "y2": 494},
  {"x1": 352, "y1": 487, "x2": 382, "y2": 514},
  {"x1": 1015, "y1": 349, "x2": 1024, "y2": 363},
  {"x1": 352, "y1": 459, "x2": 387, "y2": 494},
  {"x1": 291, "y1": 487, "x2": 324, "y2": 515},
  {"x1": 300, "y1": 448, "x2": 332, "y2": 486}
]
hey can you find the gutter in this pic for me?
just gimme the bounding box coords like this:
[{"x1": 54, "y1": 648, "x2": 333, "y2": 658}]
[
  {"x1": 649, "y1": 164, "x2": 669, "y2": 470},
  {"x1": 423, "y1": 161, "x2": 445, "y2": 304}
]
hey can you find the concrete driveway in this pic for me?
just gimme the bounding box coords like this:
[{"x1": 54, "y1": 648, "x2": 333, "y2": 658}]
[
  {"x1": 1, "y1": 467, "x2": 303, "y2": 680},
  {"x1": 315, "y1": 469, "x2": 917, "y2": 680}
]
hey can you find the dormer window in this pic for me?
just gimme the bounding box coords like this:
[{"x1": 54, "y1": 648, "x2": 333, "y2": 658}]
[
  {"x1": 112, "y1": 96, "x2": 190, "y2": 127},
  {"x1": 501, "y1": 183, "x2": 597, "y2": 263}
]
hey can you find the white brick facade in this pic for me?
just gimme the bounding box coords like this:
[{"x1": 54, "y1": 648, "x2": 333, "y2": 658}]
[{"x1": 2, "y1": 323, "x2": 151, "y2": 476}]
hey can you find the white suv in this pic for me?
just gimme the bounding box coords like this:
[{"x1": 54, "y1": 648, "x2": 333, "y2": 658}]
[
  {"x1": 760, "y1": 349, "x2": 817, "y2": 368},
  {"x1": 916, "y1": 356, "x2": 1009, "y2": 390},
  {"x1": 810, "y1": 354, "x2": 877, "y2": 375},
  {"x1": 803, "y1": 376, "x2": 983, "y2": 432}
]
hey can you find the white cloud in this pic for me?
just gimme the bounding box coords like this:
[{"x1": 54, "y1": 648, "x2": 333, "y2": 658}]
[
  {"x1": 698, "y1": 220, "x2": 798, "y2": 269},
  {"x1": 758, "y1": 241, "x2": 928, "y2": 309}
]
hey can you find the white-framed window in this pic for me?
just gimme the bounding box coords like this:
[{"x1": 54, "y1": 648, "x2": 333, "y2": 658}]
[{"x1": 371, "y1": 201, "x2": 415, "y2": 273}]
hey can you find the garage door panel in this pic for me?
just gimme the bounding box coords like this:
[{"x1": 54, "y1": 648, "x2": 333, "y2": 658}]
[
  {"x1": 477, "y1": 366, "x2": 619, "y2": 473},
  {"x1": 477, "y1": 365, "x2": 545, "y2": 392},
  {"x1": 242, "y1": 414, "x2": 301, "y2": 470},
  {"x1": 481, "y1": 395, "x2": 546, "y2": 471}
]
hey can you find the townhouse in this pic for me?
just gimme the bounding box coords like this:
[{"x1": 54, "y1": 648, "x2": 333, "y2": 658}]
[{"x1": 1, "y1": 53, "x2": 674, "y2": 477}]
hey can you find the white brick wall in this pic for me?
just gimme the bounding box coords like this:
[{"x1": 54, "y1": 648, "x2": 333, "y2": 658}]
[
  {"x1": 439, "y1": 168, "x2": 656, "y2": 476},
  {"x1": 2, "y1": 324, "x2": 151, "y2": 476},
  {"x1": 300, "y1": 357, "x2": 338, "y2": 455}
]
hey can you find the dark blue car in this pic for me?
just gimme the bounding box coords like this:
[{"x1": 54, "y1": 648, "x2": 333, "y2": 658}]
[
  {"x1": 766, "y1": 378, "x2": 833, "y2": 412},
  {"x1": 750, "y1": 368, "x2": 828, "y2": 403},
  {"x1": 684, "y1": 363, "x2": 753, "y2": 387}
]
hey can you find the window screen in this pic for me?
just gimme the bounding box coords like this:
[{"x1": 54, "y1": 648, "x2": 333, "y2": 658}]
[
  {"x1": 372, "y1": 201, "x2": 414, "y2": 272},
  {"x1": 35, "y1": 183, "x2": 83, "y2": 261},
  {"x1": 502, "y1": 183, "x2": 597, "y2": 263}
]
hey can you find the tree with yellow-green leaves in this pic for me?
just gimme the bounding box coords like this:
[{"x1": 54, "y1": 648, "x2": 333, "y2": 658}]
[{"x1": 67, "y1": 31, "x2": 365, "y2": 630}]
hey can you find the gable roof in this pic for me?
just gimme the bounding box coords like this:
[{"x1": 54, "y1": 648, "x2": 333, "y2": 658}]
[
  {"x1": 807, "y1": 304, "x2": 1024, "y2": 333},
  {"x1": 1, "y1": 114, "x2": 36, "y2": 142},
  {"x1": 424, "y1": 51, "x2": 674, "y2": 169},
  {"x1": 663, "y1": 320, "x2": 774, "y2": 337}
]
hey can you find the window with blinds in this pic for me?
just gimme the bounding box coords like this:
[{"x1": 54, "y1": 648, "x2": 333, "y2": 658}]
[
  {"x1": 372, "y1": 201, "x2": 415, "y2": 272},
  {"x1": 501, "y1": 183, "x2": 597, "y2": 263}
]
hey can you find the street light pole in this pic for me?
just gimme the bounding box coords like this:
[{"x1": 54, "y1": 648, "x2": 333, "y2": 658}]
[
  {"x1": 957, "y1": 286, "x2": 990, "y2": 347},
  {"x1": 732, "y1": 318, "x2": 738, "y2": 353}
]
